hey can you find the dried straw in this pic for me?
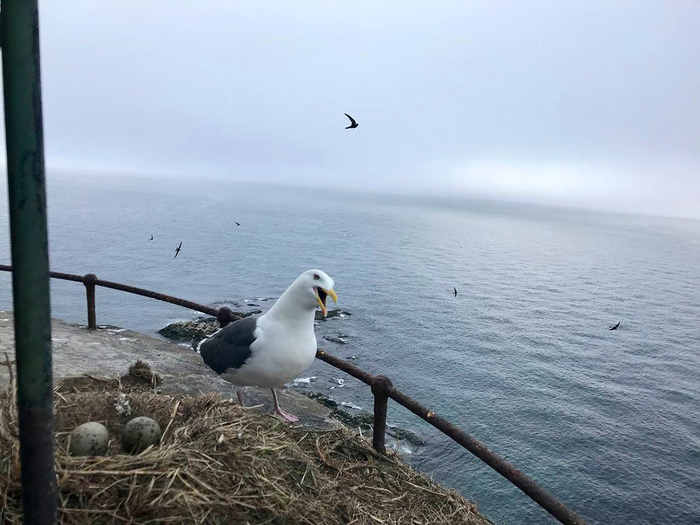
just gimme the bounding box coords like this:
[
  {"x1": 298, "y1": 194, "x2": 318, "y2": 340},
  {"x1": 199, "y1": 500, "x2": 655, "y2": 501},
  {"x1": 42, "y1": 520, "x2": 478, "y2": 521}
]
[{"x1": 0, "y1": 362, "x2": 488, "y2": 525}]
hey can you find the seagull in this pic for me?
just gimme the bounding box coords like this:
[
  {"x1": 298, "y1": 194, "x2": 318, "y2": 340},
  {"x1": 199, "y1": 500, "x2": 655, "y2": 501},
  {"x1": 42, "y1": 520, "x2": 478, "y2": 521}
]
[
  {"x1": 195, "y1": 270, "x2": 338, "y2": 422},
  {"x1": 344, "y1": 113, "x2": 358, "y2": 129},
  {"x1": 174, "y1": 241, "x2": 182, "y2": 258},
  {"x1": 149, "y1": 234, "x2": 153, "y2": 241},
  {"x1": 609, "y1": 321, "x2": 620, "y2": 331},
  {"x1": 235, "y1": 222, "x2": 240, "y2": 226},
  {"x1": 453, "y1": 287, "x2": 458, "y2": 297}
]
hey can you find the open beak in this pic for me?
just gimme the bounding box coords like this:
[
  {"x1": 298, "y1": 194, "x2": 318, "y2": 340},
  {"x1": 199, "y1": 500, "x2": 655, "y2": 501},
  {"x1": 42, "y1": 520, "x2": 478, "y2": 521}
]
[{"x1": 316, "y1": 288, "x2": 338, "y2": 317}]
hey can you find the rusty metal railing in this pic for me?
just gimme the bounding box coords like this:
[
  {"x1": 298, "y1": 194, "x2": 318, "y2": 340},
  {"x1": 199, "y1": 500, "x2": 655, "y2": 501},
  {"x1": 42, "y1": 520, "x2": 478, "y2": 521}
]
[
  {"x1": 0, "y1": 265, "x2": 241, "y2": 329},
  {"x1": 0, "y1": 265, "x2": 587, "y2": 525}
]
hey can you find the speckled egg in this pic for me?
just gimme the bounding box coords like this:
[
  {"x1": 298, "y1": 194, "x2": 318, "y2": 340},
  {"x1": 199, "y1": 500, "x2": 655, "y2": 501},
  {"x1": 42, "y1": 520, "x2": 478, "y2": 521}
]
[
  {"x1": 69, "y1": 422, "x2": 109, "y2": 456},
  {"x1": 121, "y1": 416, "x2": 162, "y2": 453}
]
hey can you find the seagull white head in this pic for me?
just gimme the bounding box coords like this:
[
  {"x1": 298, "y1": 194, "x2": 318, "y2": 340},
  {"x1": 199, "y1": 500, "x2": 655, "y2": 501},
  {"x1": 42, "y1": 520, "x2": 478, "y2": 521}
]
[{"x1": 275, "y1": 269, "x2": 337, "y2": 317}]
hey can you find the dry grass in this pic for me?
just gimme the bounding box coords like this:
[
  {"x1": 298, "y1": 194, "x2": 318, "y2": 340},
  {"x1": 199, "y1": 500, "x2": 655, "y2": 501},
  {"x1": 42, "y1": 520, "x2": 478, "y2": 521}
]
[{"x1": 0, "y1": 360, "x2": 488, "y2": 525}]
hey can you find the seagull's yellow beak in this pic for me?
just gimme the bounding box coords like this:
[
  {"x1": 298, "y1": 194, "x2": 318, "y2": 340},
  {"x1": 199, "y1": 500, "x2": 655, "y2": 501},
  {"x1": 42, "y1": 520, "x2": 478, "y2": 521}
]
[{"x1": 316, "y1": 288, "x2": 338, "y2": 317}]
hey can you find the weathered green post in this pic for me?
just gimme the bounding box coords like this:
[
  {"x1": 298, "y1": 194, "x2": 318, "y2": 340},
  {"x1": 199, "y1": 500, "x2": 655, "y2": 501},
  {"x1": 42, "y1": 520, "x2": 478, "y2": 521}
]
[{"x1": 1, "y1": 1, "x2": 57, "y2": 523}]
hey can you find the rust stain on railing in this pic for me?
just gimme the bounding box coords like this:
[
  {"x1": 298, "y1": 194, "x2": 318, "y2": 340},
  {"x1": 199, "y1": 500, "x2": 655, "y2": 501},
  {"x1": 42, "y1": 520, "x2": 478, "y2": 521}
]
[{"x1": 0, "y1": 264, "x2": 587, "y2": 525}]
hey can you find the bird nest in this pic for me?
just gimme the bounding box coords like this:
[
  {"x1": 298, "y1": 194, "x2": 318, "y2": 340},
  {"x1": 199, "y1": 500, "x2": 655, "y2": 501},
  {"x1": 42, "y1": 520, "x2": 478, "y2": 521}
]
[{"x1": 0, "y1": 360, "x2": 488, "y2": 525}]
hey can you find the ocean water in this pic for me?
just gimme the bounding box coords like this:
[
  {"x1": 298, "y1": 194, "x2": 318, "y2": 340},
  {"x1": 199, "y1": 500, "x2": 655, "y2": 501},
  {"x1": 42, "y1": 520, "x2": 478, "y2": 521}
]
[{"x1": 1, "y1": 175, "x2": 699, "y2": 525}]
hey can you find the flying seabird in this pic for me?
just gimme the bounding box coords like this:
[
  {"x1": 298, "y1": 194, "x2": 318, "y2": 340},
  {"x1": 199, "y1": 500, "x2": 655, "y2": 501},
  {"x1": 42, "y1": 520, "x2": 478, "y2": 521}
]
[
  {"x1": 195, "y1": 269, "x2": 338, "y2": 422},
  {"x1": 149, "y1": 234, "x2": 153, "y2": 241},
  {"x1": 344, "y1": 113, "x2": 358, "y2": 129},
  {"x1": 609, "y1": 321, "x2": 620, "y2": 331},
  {"x1": 453, "y1": 287, "x2": 458, "y2": 297},
  {"x1": 174, "y1": 241, "x2": 182, "y2": 258},
  {"x1": 235, "y1": 222, "x2": 240, "y2": 226}
]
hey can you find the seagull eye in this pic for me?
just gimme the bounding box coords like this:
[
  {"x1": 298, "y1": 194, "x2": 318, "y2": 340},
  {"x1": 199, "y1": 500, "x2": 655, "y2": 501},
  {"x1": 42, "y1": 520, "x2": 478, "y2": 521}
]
[{"x1": 313, "y1": 274, "x2": 320, "y2": 280}]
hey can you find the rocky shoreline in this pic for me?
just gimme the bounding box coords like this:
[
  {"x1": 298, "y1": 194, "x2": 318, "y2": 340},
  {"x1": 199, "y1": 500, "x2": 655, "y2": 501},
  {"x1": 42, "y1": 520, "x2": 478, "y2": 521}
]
[{"x1": 300, "y1": 390, "x2": 426, "y2": 448}]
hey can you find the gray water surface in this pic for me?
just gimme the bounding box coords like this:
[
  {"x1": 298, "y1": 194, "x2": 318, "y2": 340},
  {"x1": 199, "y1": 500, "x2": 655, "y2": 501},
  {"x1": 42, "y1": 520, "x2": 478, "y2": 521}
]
[{"x1": 1, "y1": 176, "x2": 699, "y2": 524}]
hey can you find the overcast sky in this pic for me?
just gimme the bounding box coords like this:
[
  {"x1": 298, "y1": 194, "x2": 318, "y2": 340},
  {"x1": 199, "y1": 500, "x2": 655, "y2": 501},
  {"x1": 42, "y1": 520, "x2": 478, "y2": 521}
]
[{"x1": 2, "y1": 1, "x2": 699, "y2": 218}]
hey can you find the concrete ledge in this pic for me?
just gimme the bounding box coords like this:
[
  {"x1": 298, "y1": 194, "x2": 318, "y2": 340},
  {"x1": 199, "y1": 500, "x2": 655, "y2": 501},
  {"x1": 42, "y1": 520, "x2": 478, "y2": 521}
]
[{"x1": 0, "y1": 311, "x2": 342, "y2": 432}]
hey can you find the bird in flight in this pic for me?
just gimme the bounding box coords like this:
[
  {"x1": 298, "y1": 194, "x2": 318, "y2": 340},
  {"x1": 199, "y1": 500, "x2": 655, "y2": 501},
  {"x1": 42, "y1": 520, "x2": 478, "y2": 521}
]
[
  {"x1": 609, "y1": 321, "x2": 620, "y2": 331},
  {"x1": 149, "y1": 234, "x2": 153, "y2": 241},
  {"x1": 453, "y1": 287, "x2": 458, "y2": 297},
  {"x1": 235, "y1": 222, "x2": 240, "y2": 226},
  {"x1": 344, "y1": 113, "x2": 358, "y2": 129},
  {"x1": 174, "y1": 241, "x2": 182, "y2": 258}
]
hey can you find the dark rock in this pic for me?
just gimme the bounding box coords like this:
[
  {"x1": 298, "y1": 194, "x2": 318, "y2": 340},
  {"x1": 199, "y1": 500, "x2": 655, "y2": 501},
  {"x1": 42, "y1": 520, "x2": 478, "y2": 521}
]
[
  {"x1": 390, "y1": 426, "x2": 427, "y2": 447},
  {"x1": 158, "y1": 318, "x2": 219, "y2": 341},
  {"x1": 158, "y1": 313, "x2": 256, "y2": 341},
  {"x1": 299, "y1": 392, "x2": 372, "y2": 429},
  {"x1": 298, "y1": 391, "x2": 426, "y2": 447},
  {"x1": 315, "y1": 309, "x2": 351, "y2": 321},
  {"x1": 333, "y1": 410, "x2": 374, "y2": 430},
  {"x1": 300, "y1": 391, "x2": 338, "y2": 409}
]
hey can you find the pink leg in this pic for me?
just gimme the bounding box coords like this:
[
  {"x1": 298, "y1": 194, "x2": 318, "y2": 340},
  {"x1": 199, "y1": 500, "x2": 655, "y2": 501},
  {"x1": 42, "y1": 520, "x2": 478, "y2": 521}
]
[
  {"x1": 271, "y1": 389, "x2": 299, "y2": 423},
  {"x1": 237, "y1": 389, "x2": 246, "y2": 407}
]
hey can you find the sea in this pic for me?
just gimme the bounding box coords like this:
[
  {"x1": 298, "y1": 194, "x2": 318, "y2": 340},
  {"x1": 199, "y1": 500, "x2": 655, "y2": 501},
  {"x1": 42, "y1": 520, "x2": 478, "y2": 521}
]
[{"x1": 1, "y1": 175, "x2": 699, "y2": 525}]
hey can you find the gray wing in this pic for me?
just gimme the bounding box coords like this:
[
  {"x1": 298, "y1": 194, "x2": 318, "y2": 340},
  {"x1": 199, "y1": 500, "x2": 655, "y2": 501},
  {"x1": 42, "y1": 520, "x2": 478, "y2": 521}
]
[{"x1": 197, "y1": 316, "x2": 258, "y2": 374}]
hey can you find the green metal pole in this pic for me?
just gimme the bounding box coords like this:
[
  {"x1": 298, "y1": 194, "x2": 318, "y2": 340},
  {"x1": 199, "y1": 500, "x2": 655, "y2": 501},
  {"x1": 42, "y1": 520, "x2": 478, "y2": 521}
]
[{"x1": 1, "y1": 1, "x2": 57, "y2": 524}]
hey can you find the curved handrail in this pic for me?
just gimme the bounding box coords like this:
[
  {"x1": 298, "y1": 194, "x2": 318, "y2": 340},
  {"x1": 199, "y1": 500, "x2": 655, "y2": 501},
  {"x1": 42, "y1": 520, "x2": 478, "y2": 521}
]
[{"x1": 0, "y1": 264, "x2": 587, "y2": 525}]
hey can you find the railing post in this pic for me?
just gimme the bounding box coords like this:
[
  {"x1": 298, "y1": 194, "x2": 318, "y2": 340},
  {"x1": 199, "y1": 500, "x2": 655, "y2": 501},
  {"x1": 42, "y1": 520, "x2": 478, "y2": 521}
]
[
  {"x1": 217, "y1": 307, "x2": 235, "y2": 328},
  {"x1": 83, "y1": 273, "x2": 97, "y2": 329},
  {"x1": 371, "y1": 375, "x2": 392, "y2": 454},
  {"x1": 2, "y1": 0, "x2": 58, "y2": 522}
]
